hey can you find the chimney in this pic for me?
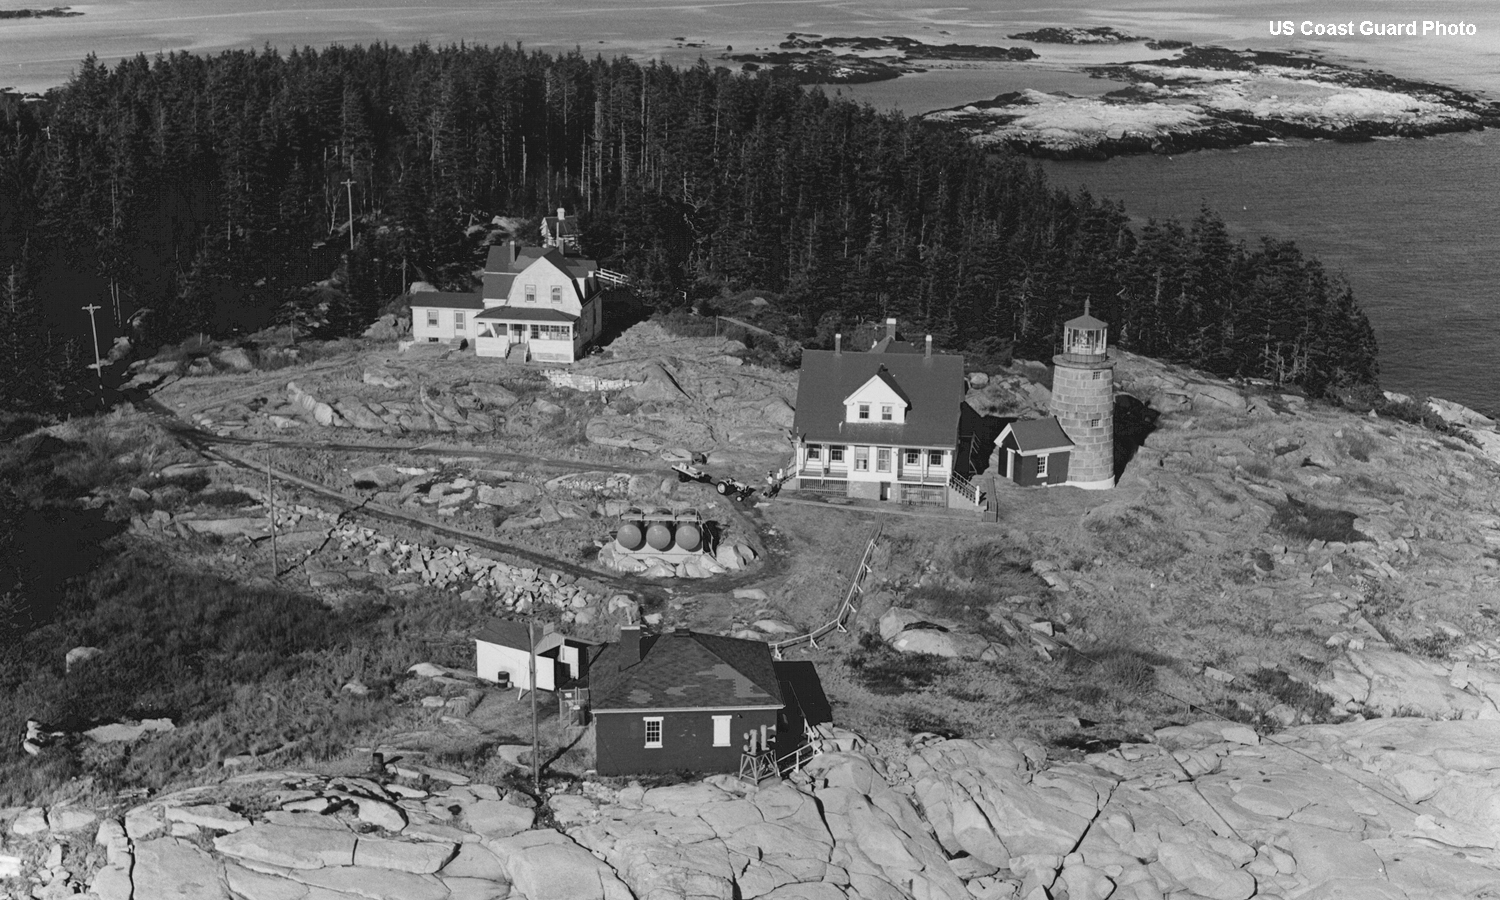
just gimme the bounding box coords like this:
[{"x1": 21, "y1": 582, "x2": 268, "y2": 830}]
[
  {"x1": 885, "y1": 318, "x2": 897, "y2": 341},
  {"x1": 557, "y1": 207, "x2": 567, "y2": 221},
  {"x1": 834, "y1": 333, "x2": 842, "y2": 354},
  {"x1": 620, "y1": 624, "x2": 642, "y2": 663},
  {"x1": 925, "y1": 334, "x2": 932, "y2": 358}
]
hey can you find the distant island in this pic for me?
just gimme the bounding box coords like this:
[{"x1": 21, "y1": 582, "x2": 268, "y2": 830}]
[
  {"x1": 0, "y1": 6, "x2": 81, "y2": 19},
  {"x1": 1007, "y1": 26, "x2": 1142, "y2": 44},
  {"x1": 924, "y1": 46, "x2": 1500, "y2": 159},
  {"x1": 726, "y1": 34, "x2": 1036, "y2": 85}
]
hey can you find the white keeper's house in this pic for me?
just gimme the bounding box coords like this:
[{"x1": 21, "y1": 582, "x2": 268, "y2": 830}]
[
  {"x1": 408, "y1": 209, "x2": 612, "y2": 363},
  {"x1": 788, "y1": 320, "x2": 983, "y2": 509}
]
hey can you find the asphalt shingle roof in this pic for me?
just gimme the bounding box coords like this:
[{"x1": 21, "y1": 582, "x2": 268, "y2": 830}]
[
  {"x1": 1002, "y1": 418, "x2": 1075, "y2": 454},
  {"x1": 590, "y1": 630, "x2": 782, "y2": 711},
  {"x1": 794, "y1": 349, "x2": 965, "y2": 449},
  {"x1": 475, "y1": 306, "x2": 578, "y2": 323},
  {"x1": 408, "y1": 291, "x2": 484, "y2": 310}
]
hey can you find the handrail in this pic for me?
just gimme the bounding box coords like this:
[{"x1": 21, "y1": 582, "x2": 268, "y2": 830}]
[
  {"x1": 771, "y1": 523, "x2": 882, "y2": 658},
  {"x1": 596, "y1": 268, "x2": 632, "y2": 286},
  {"x1": 949, "y1": 472, "x2": 983, "y2": 508}
]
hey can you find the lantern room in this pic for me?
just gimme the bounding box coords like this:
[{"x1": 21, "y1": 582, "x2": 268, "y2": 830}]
[{"x1": 1061, "y1": 303, "x2": 1108, "y2": 362}]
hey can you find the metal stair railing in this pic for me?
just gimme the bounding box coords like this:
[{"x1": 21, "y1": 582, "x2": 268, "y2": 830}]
[{"x1": 770, "y1": 523, "x2": 882, "y2": 659}]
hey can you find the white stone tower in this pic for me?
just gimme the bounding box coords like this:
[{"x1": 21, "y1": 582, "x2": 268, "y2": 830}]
[{"x1": 1049, "y1": 303, "x2": 1115, "y2": 490}]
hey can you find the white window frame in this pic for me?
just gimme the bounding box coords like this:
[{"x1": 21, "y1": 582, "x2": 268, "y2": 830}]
[
  {"x1": 525, "y1": 284, "x2": 537, "y2": 303},
  {"x1": 881, "y1": 404, "x2": 893, "y2": 421},
  {"x1": 807, "y1": 445, "x2": 822, "y2": 461},
  {"x1": 1036, "y1": 455, "x2": 1049, "y2": 478},
  {"x1": 829, "y1": 446, "x2": 845, "y2": 463},
  {"x1": 551, "y1": 285, "x2": 563, "y2": 306},
  {"x1": 643, "y1": 716, "x2": 663, "y2": 748},
  {"x1": 426, "y1": 310, "x2": 439, "y2": 327},
  {"x1": 929, "y1": 450, "x2": 943, "y2": 467},
  {"x1": 712, "y1": 715, "x2": 732, "y2": 747},
  {"x1": 857, "y1": 403, "x2": 870, "y2": 420},
  {"x1": 904, "y1": 449, "x2": 919, "y2": 466},
  {"x1": 854, "y1": 447, "x2": 869, "y2": 471},
  {"x1": 876, "y1": 448, "x2": 891, "y2": 473}
]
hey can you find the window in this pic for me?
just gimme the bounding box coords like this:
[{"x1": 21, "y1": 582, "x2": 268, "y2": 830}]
[
  {"x1": 929, "y1": 450, "x2": 943, "y2": 467},
  {"x1": 857, "y1": 403, "x2": 870, "y2": 420},
  {"x1": 854, "y1": 447, "x2": 869, "y2": 471},
  {"x1": 529, "y1": 325, "x2": 540, "y2": 339},
  {"x1": 881, "y1": 405, "x2": 893, "y2": 421},
  {"x1": 1092, "y1": 371, "x2": 1104, "y2": 380},
  {"x1": 829, "y1": 446, "x2": 845, "y2": 463},
  {"x1": 712, "y1": 715, "x2": 732, "y2": 747},
  {"x1": 525, "y1": 284, "x2": 537, "y2": 303},
  {"x1": 551, "y1": 285, "x2": 563, "y2": 305},
  {"x1": 1036, "y1": 455, "x2": 1049, "y2": 477},
  {"x1": 807, "y1": 446, "x2": 822, "y2": 461},
  {"x1": 644, "y1": 717, "x2": 663, "y2": 748},
  {"x1": 876, "y1": 448, "x2": 891, "y2": 472},
  {"x1": 453, "y1": 311, "x2": 465, "y2": 332},
  {"x1": 905, "y1": 450, "x2": 919, "y2": 466},
  {"x1": 426, "y1": 310, "x2": 439, "y2": 327},
  {"x1": 1089, "y1": 417, "x2": 1101, "y2": 427}
]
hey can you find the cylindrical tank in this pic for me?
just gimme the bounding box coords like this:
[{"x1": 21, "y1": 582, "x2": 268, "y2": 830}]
[
  {"x1": 616, "y1": 521, "x2": 646, "y2": 551},
  {"x1": 646, "y1": 521, "x2": 674, "y2": 551},
  {"x1": 674, "y1": 521, "x2": 702, "y2": 552}
]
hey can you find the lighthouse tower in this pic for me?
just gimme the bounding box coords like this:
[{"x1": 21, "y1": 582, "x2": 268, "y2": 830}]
[{"x1": 1049, "y1": 303, "x2": 1115, "y2": 490}]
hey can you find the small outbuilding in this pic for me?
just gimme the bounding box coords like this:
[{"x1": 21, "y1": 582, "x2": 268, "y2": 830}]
[
  {"x1": 587, "y1": 625, "x2": 793, "y2": 776},
  {"x1": 473, "y1": 618, "x2": 598, "y2": 693},
  {"x1": 997, "y1": 418, "x2": 1074, "y2": 487}
]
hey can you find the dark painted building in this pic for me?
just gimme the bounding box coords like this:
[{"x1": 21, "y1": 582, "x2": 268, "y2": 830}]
[
  {"x1": 589, "y1": 626, "x2": 788, "y2": 776},
  {"x1": 997, "y1": 418, "x2": 1074, "y2": 487}
]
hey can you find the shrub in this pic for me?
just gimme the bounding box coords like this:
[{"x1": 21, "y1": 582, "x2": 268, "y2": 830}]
[
  {"x1": 1270, "y1": 497, "x2": 1366, "y2": 544},
  {"x1": 1246, "y1": 668, "x2": 1335, "y2": 723},
  {"x1": 844, "y1": 633, "x2": 952, "y2": 695}
]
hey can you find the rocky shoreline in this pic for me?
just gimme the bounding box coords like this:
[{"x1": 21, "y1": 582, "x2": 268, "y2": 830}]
[{"x1": 923, "y1": 46, "x2": 1500, "y2": 160}]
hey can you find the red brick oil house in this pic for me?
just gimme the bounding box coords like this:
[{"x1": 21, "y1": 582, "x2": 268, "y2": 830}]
[
  {"x1": 473, "y1": 617, "x2": 599, "y2": 693},
  {"x1": 788, "y1": 321, "x2": 983, "y2": 508},
  {"x1": 587, "y1": 626, "x2": 794, "y2": 777},
  {"x1": 996, "y1": 418, "x2": 1074, "y2": 487}
]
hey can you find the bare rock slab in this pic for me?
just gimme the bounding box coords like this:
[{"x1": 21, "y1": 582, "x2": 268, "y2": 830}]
[
  {"x1": 134, "y1": 837, "x2": 233, "y2": 900},
  {"x1": 224, "y1": 863, "x2": 310, "y2": 900},
  {"x1": 166, "y1": 803, "x2": 252, "y2": 833},
  {"x1": 215, "y1": 823, "x2": 358, "y2": 869},
  {"x1": 352, "y1": 836, "x2": 456, "y2": 873},
  {"x1": 463, "y1": 799, "x2": 534, "y2": 839},
  {"x1": 293, "y1": 864, "x2": 450, "y2": 900},
  {"x1": 487, "y1": 829, "x2": 633, "y2": 900}
]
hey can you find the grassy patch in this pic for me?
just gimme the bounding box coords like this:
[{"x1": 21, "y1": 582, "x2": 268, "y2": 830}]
[
  {"x1": 1270, "y1": 497, "x2": 1366, "y2": 544},
  {"x1": 1340, "y1": 432, "x2": 1378, "y2": 462},
  {"x1": 1245, "y1": 668, "x2": 1335, "y2": 724},
  {"x1": 844, "y1": 633, "x2": 954, "y2": 696},
  {"x1": 1084, "y1": 508, "x2": 1189, "y2": 571}
]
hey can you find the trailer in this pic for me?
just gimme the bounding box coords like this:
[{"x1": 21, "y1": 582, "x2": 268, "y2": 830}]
[{"x1": 670, "y1": 463, "x2": 756, "y2": 502}]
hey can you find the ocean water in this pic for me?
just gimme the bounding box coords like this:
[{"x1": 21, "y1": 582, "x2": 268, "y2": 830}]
[{"x1": 2, "y1": 0, "x2": 1496, "y2": 408}]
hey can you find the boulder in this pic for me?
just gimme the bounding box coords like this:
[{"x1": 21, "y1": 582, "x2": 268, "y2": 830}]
[
  {"x1": 468, "y1": 382, "x2": 519, "y2": 408},
  {"x1": 891, "y1": 628, "x2": 992, "y2": 660},
  {"x1": 351, "y1": 466, "x2": 402, "y2": 489},
  {"x1": 463, "y1": 799, "x2": 534, "y2": 839},
  {"x1": 353, "y1": 836, "x2": 456, "y2": 873},
  {"x1": 628, "y1": 363, "x2": 688, "y2": 403},
  {"x1": 164, "y1": 804, "x2": 250, "y2": 833},
  {"x1": 65, "y1": 645, "x2": 103, "y2": 673},
  {"x1": 213, "y1": 823, "x2": 358, "y2": 869},
  {"x1": 213, "y1": 347, "x2": 255, "y2": 371}
]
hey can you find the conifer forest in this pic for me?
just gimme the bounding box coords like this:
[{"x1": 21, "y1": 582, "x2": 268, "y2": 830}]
[{"x1": 0, "y1": 43, "x2": 1380, "y2": 415}]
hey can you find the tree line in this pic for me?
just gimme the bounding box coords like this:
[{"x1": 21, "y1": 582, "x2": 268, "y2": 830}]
[{"x1": 0, "y1": 42, "x2": 1378, "y2": 417}]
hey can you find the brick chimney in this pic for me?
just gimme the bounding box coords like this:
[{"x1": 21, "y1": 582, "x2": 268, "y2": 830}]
[
  {"x1": 834, "y1": 333, "x2": 842, "y2": 354},
  {"x1": 925, "y1": 334, "x2": 932, "y2": 357},
  {"x1": 620, "y1": 624, "x2": 642, "y2": 663},
  {"x1": 885, "y1": 318, "x2": 897, "y2": 341}
]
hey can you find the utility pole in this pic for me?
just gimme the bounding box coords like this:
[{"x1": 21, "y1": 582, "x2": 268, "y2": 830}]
[
  {"x1": 343, "y1": 178, "x2": 356, "y2": 250},
  {"x1": 266, "y1": 449, "x2": 278, "y2": 578},
  {"x1": 81, "y1": 303, "x2": 103, "y2": 385},
  {"x1": 528, "y1": 617, "x2": 540, "y2": 795}
]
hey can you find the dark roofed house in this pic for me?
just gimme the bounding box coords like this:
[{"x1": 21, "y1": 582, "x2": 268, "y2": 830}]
[
  {"x1": 996, "y1": 418, "x2": 1074, "y2": 487},
  {"x1": 588, "y1": 625, "x2": 793, "y2": 776},
  {"x1": 789, "y1": 319, "x2": 982, "y2": 509},
  {"x1": 541, "y1": 206, "x2": 581, "y2": 252}
]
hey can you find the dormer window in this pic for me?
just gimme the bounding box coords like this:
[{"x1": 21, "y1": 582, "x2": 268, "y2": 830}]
[
  {"x1": 881, "y1": 405, "x2": 892, "y2": 421},
  {"x1": 525, "y1": 284, "x2": 537, "y2": 303},
  {"x1": 858, "y1": 403, "x2": 870, "y2": 420},
  {"x1": 551, "y1": 285, "x2": 563, "y2": 306}
]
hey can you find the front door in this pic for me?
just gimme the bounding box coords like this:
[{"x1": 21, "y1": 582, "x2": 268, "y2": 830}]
[
  {"x1": 511, "y1": 323, "x2": 525, "y2": 343},
  {"x1": 879, "y1": 482, "x2": 891, "y2": 501}
]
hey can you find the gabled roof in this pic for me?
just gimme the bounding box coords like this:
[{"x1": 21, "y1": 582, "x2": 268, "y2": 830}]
[
  {"x1": 844, "y1": 367, "x2": 912, "y2": 409},
  {"x1": 871, "y1": 337, "x2": 924, "y2": 354},
  {"x1": 475, "y1": 306, "x2": 579, "y2": 323},
  {"x1": 481, "y1": 273, "x2": 517, "y2": 300},
  {"x1": 544, "y1": 214, "x2": 579, "y2": 236},
  {"x1": 590, "y1": 630, "x2": 783, "y2": 712},
  {"x1": 794, "y1": 349, "x2": 965, "y2": 448},
  {"x1": 409, "y1": 291, "x2": 484, "y2": 310},
  {"x1": 475, "y1": 617, "x2": 549, "y2": 650},
  {"x1": 1000, "y1": 418, "x2": 1075, "y2": 454}
]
